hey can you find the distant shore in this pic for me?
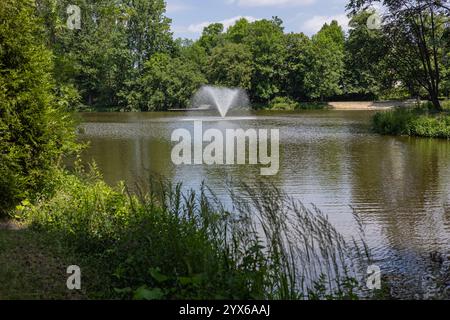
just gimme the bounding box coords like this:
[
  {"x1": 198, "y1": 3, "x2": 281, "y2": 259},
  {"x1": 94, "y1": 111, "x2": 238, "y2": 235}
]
[{"x1": 328, "y1": 100, "x2": 414, "y2": 110}]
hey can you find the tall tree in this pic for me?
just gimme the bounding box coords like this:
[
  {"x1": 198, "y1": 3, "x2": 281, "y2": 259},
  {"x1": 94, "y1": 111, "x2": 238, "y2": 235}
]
[
  {"x1": 347, "y1": 0, "x2": 450, "y2": 110},
  {"x1": 283, "y1": 32, "x2": 311, "y2": 100},
  {"x1": 198, "y1": 23, "x2": 225, "y2": 54},
  {"x1": 304, "y1": 21, "x2": 346, "y2": 100},
  {"x1": 344, "y1": 10, "x2": 389, "y2": 99},
  {"x1": 243, "y1": 18, "x2": 287, "y2": 102},
  {"x1": 0, "y1": 0, "x2": 77, "y2": 213},
  {"x1": 129, "y1": 53, "x2": 206, "y2": 111},
  {"x1": 42, "y1": 0, "x2": 174, "y2": 108},
  {"x1": 207, "y1": 43, "x2": 253, "y2": 90}
]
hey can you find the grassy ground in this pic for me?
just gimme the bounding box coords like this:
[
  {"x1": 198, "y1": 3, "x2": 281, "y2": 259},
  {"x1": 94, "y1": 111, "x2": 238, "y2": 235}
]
[{"x1": 0, "y1": 226, "x2": 86, "y2": 300}]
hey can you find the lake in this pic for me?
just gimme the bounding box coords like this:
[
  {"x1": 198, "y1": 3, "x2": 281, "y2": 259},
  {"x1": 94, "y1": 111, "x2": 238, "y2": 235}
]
[{"x1": 78, "y1": 110, "x2": 450, "y2": 298}]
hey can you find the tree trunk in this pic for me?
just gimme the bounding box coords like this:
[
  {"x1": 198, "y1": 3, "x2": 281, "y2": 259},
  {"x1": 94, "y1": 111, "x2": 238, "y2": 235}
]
[{"x1": 430, "y1": 94, "x2": 442, "y2": 112}]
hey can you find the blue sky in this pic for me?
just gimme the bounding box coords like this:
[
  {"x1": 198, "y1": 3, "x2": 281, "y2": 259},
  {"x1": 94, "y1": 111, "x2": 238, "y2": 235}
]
[{"x1": 165, "y1": 0, "x2": 351, "y2": 39}]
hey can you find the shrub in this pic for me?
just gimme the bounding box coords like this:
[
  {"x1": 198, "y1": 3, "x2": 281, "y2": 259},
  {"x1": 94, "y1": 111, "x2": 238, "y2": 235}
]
[
  {"x1": 373, "y1": 108, "x2": 450, "y2": 139},
  {"x1": 441, "y1": 100, "x2": 450, "y2": 111},
  {"x1": 268, "y1": 97, "x2": 300, "y2": 110}
]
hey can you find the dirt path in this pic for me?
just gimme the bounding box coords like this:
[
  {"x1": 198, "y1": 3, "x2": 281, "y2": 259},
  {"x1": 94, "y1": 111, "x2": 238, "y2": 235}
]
[{"x1": 328, "y1": 101, "x2": 413, "y2": 110}]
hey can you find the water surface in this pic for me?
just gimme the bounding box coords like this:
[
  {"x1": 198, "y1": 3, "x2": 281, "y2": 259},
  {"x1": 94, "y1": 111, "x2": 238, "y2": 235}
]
[{"x1": 78, "y1": 110, "x2": 450, "y2": 297}]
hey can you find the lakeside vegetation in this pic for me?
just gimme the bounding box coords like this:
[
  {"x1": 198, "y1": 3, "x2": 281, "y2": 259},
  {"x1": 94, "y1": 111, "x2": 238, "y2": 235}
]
[
  {"x1": 373, "y1": 101, "x2": 450, "y2": 139},
  {"x1": 4, "y1": 165, "x2": 373, "y2": 299}
]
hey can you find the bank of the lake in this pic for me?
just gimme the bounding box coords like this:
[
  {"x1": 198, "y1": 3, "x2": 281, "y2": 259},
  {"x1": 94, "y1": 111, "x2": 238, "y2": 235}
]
[
  {"x1": 372, "y1": 103, "x2": 450, "y2": 139},
  {"x1": 4, "y1": 165, "x2": 379, "y2": 300}
]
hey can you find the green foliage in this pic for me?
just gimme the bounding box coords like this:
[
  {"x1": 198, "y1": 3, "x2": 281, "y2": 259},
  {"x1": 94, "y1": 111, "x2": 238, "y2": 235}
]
[
  {"x1": 198, "y1": 23, "x2": 225, "y2": 54},
  {"x1": 45, "y1": 0, "x2": 174, "y2": 109},
  {"x1": 373, "y1": 108, "x2": 450, "y2": 139},
  {"x1": 243, "y1": 19, "x2": 287, "y2": 102},
  {"x1": 19, "y1": 168, "x2": 370, "y2": 299},
  {"x1": 124, "y1": 53, "x2": 206, "y2": 111},
  {"x1": 348, "y1": 0, "x2": 449, "y2": 111},
  {"x1": 304, "y1": 21, "x2": 345, "y2": 100},
  {"x1": 0, "y1": 0, "x2": 79, "y2": 215},
  {"x1": 207, "y1": 43, "x2": 253, "y2": 89},
  {"x1": 283, "y1": 33, "x2": 311, "y2": 100},
  {"x1": 268, "y1": 97, "x2": 300, "y2": 110},
  {"x1": 344, "y1": 11, "x2": 387, "y2": 99},
  {"x1": 27, "y1": 1, "x2": 450, "y2": 111}
]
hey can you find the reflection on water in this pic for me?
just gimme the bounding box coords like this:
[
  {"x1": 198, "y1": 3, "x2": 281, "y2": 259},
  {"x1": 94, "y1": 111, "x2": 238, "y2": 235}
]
[{"x1": 78, "y1": 110, "x2": 450, "y2": 297}]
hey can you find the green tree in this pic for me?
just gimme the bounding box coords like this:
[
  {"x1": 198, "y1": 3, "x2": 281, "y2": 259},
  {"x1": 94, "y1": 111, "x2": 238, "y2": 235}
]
[
  {"x1": 127, "y1": 53, "x2": 206, "y2": 111},
  {"x1": 226, "y1": 18, "x2": 251, "y2": 43},
  {"x1": 198, "y1": 23, "x2": 225, "y2": 54},
  {"x1": 176, "y1": 38, "x2": 208, "y2": 74},
  {"x1": 344, "y1": 10, "x2": 389, "y2": 99},
  {"x1": 283, "y1": 32, "x2": 311, "y2": 100},
  {"x1": 0, "y1": 0, "x2": 78, "y2": 214},
  {"x1": 207, "y1": 43, "x2": 253, "y2": 89},
  {"x1": 347, "y1": 0, "x2": 449, "y2": 110},
  {"x1": 44, "y1": 0, "x2": 174, "y2": 109},
  {"x1": 244, "y1": 18, "x2": 287, "y2": 102},
  {"x1": 304, "y1": 21, "x2": 345, "y2": 100}
]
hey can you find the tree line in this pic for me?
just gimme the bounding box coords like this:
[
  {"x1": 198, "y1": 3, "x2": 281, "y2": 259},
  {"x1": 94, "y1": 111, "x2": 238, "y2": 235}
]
[
  {"x1": 34, "y1": 0, "x2": 448, "y2": 111},
  {"x1": 8, "y1": 0, "x2": 450, "y2": 113}
]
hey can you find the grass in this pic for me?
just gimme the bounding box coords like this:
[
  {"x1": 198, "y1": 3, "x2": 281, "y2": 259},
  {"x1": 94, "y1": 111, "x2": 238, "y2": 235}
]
[
  {"x1": 372, "y1": 103, "x2": 450, "y2": 139},
  {"x1": 0, "y1": 227, "x2": 87, "y2": 299},
  {"x1": 4, "y1": 164, "x2": 374, "y2": 300}
]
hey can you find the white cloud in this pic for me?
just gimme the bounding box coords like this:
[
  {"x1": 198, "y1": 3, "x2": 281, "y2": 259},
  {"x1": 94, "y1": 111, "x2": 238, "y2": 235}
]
[
  {"x1": 184, "y1": 16, "x2": 259, "y2": 33},
  {"x1": 227, "y1": 0, "x2": 315, "y2": 7},
  {"x1": 301, "y1": 14, "x2": 349, "y2": 34},
  {"x1": 166, "y1": 2, "x2": 190, "y2": 13}
]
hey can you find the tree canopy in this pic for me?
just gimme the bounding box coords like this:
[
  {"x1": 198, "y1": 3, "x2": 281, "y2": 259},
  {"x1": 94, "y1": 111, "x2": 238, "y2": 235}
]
[{"x1": 4, "y1": 0, "x2": 450, "y2": 112}]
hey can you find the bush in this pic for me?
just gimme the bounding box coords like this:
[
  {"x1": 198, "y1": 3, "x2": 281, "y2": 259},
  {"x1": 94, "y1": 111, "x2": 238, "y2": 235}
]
[
  {"x1": 441, "y1": 100, "x2": 450, "y2": 111},
  {"x1": 268, "y1": 97, "x2": 300, "y2": 110},
  {"x1": 373, "y1": 108, "x2": 450, "y2": 139},
  {"x1": 19, "y1": 167, "x2": 371, "y2": 300}
]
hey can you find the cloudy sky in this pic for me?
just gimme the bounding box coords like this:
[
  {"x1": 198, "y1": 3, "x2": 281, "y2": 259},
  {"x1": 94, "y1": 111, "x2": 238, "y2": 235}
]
[{"x1": 166, "y1": 0, "x2": 351, "y2": 39}]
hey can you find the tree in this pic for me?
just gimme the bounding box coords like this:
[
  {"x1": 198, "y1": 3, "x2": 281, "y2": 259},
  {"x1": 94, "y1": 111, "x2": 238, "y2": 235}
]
[
  {"x1": 283, "y1": 32, "x2": 311, "y2": 100},
  {"x1": 347, "y1": 0, "x2": 450, "y2": 110},
  {"x1": 176, "y1": 38, "x2": 208, "y2": 74},
  {"x1": 127, "y1": 54, "x2": 206, "y2": 111},
  {"x1": 243, "y1": 18, "x2": 287, "y2": 102},
  {"x1": 42, "y1": 0, "x2": 174, "y2": 109},
  {"x1": 344, "y1": 10, "x2": 389, "y2": 99},
  {"x1": 207, "y1": 43, "x2": 253, "y2": 89},
  {"x1": 304, "y1": 21, "x2": 345, "y2": 100},
  {"x1": 198, "y1": 23, "x2": 225, "y2": 54},
  {"x1": 0, "y1": 0, "x2": 77, "y2": 213},
  {"x1": 226, "y1": 18, "x2": 251, "y2": 43}
]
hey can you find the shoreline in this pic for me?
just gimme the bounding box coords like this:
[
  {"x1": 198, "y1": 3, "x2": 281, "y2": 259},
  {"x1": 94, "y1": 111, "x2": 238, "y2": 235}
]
[{"x1": 327, "y1": 100, "x2": 413, "y2": 110}]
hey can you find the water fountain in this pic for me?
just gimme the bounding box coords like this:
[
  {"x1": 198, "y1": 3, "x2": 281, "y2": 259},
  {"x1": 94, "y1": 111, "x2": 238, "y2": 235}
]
[{"x1": 190, "y1": 85, "x2": 250, "y2": 118}]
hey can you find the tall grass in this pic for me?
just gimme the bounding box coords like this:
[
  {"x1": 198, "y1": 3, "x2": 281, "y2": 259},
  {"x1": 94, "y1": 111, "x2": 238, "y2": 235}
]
[
  {"x1": 17, "y1": 166, "x2": 373, "y2": 300},
  {"x1": 373, "y1": 107, "x2": 450, "y2": 139}
]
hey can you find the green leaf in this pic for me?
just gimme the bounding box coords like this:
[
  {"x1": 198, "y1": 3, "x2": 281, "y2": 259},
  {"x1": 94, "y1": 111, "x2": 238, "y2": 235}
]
[
  {"x1": 133, "y1": 286, "x2": 164, "y2": 300},
  {"x1": 149, "y1": 267, "x2": 169, "y2": 283}
]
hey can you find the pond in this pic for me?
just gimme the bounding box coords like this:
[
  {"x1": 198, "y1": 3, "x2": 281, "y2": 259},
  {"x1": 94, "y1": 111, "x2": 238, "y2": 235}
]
[{"x1": 78, "y1": 110, "x2": 450, "y2": 298}]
